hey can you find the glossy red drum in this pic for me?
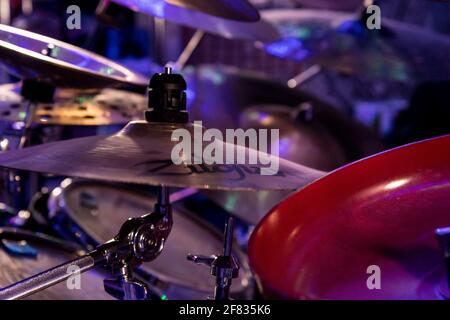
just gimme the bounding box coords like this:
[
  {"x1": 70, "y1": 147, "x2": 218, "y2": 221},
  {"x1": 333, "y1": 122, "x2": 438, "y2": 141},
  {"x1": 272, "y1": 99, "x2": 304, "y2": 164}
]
[{"x1": 249, "y1": 135, "x2": 450, "y2": 299}]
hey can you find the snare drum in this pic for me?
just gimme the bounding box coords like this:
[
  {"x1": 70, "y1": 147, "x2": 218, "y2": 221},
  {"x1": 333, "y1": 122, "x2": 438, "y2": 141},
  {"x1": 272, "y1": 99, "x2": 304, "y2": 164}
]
[
  {"x1": 46, "y1": 179, "x2": 254, "y2": 300},
  {"x1": 0, "y1": 227, "x2": 113, "y2": 300}
]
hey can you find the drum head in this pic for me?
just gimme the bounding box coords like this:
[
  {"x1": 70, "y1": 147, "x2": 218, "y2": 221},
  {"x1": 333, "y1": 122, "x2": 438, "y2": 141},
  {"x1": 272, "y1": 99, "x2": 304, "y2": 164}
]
[
  {"x1": 50, "y1": 181, "x2": 251, "y2": 297},
  {"x1": 0, "y1": 229, "x2": 112, "y2": 300}
]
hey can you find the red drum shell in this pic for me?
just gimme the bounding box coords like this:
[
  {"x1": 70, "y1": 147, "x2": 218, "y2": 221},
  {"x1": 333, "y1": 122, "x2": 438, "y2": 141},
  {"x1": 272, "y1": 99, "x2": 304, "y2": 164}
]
[{"x1": 249, "y1": 135, "x2": 450, "y2": 299}]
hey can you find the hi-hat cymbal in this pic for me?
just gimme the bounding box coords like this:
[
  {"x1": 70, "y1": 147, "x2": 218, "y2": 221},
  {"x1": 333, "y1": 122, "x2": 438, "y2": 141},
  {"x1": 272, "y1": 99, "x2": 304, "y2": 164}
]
[
  {"x1": 0, "y1": 121, "x2": 325, "y2": 191},
  {"x1": 0, "y1": 24, "x2": 148, "y2": 89},
  {"x1": 261, "y1": 9, "x2": 450, "y2": 81},
  {"x1": 111, "y1": 0, "x2": 279, "y2": 42},
  {"x1": 0, "y1": 84, "x2": 147, "y2": 126}
]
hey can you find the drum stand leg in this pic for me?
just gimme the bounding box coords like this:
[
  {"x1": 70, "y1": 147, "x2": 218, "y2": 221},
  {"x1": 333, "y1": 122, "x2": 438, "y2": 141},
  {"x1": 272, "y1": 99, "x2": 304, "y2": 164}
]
[
  {"x1": 0, "y1": 186, "x2": 173, "y2": 300},
  {"x1": 188, "y1": 216, "x2": 240, "y2": 300}
]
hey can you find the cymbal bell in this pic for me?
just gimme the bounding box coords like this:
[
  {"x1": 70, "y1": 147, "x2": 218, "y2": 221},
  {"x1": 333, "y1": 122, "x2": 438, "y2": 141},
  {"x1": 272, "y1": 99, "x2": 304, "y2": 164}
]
[
  {"x1": 0, "y1": 24, "x2": 147, "y2": 89},
  {"x1": 0, "y1": 121, "x2": 325, "y2": 191}
]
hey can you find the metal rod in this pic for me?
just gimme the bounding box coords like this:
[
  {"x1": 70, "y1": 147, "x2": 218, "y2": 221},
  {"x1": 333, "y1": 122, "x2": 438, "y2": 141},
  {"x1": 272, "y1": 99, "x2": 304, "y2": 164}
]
[
  {"x1": 174, "y1": 30, "x2": 205, "y2": 71},
  {"x1": 287, "y1": 64, "x2": 321, "y2": 89},
  {"x1": 158, "y1": 186, "x2": 170, "y2": 207},
  {"x1": 18, "y1": 101, "x2": 36, "y2": 149},
  {"x1": 0, "y1": 255, "x2": 96, "y2": 300},
  {"x1": 223, "y1": 217, "x2": 235, "y2": 257},
  {"x1": 214, "y1": 216, "x2": 236, "y2": 300}
]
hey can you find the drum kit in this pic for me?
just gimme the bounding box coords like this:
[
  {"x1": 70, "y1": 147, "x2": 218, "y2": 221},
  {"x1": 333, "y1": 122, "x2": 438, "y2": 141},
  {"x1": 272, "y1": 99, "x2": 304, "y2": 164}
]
[{"x1": 0, "y1": 0, "x2": 448, "y2": 301}]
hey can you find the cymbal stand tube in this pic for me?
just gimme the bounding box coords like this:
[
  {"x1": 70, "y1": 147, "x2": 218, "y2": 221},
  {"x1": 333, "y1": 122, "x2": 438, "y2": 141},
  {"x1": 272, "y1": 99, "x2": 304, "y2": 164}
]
[
  {"x1": 214, "y1": 216, "x2": 236, "y2": 300},
  {"x1": 0, "y1": 205, "x2": 173, "y2": 300},
  {"x1": 287, "y1": 64, "x2": 321, "y2": 89},
  {"x1": 18, "y1": 101, "x2": 36, "y2": 149},
  {"x1": 0, "y1": 251, "x2": 101, "y2": 300},
  {"x1": 173, "y1": 30, "x2": 205, "y2": 71}
]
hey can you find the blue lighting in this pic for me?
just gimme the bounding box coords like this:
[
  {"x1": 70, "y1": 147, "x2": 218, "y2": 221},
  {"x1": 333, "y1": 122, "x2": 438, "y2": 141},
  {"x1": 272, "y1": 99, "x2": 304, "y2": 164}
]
[{"x1": 265, "y1": 38, "x2": 309, "y2": 61}]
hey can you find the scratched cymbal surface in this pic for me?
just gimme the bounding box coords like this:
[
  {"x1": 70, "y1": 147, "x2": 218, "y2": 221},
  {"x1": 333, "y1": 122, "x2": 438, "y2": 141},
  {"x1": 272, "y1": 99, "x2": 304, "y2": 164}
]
[{"x1": 0, "y1": 121, "x2": 325, "y2": 191}]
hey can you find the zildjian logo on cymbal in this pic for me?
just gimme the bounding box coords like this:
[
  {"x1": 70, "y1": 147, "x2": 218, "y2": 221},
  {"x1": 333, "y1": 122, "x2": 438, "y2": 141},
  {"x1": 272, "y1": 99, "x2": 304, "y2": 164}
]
[
  {"x1": 169, "y1": 121, "x2": 281, "y2": 176},
  {"x1": 133, "y1": 159, "x2": 286, "y2": 182}
]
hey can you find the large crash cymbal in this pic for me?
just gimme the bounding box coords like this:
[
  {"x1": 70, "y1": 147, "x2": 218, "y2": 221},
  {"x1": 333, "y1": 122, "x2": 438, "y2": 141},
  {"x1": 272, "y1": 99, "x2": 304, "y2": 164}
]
[
  {"x1": 0, "y1": 121, "x2": 325, "y2": 191},
  {"x1": 261, "y1": 9, "x2": 450, "y2": 82},
  {"x1": 0, "y1": 24, "x2": 147, "y2": 89},
  {"x1": 111, "y1": 0, "x2": 279, "y2": 42},
  {"x1": 249, "y1": 135, "x2": 450, "y2": 299}
]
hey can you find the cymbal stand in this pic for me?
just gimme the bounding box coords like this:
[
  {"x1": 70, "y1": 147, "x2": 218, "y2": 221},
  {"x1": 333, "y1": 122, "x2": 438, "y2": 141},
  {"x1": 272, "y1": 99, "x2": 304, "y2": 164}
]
[
  {"x1": 0, "y1": 186, "x2": 172, "y2": 300},
  {"x1": 171, "y1": 30, "x2": 205, "y2": 71},
  {"x1": 436, "y1": 227, "x2": 450, "y2": 299},
  {"x1": 187, "y1": 216, "x2": 240, "y2": 300},
  {"x1": 4, "y1": 79, "x2": 56, "y2": 210}
]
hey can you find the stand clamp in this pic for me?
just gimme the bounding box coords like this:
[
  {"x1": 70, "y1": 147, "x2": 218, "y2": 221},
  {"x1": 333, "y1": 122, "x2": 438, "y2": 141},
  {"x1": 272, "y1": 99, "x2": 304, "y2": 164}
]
[
  {"x1": 0, "y1": 186, "x2": 172, "y2": 300},
  {"x1": 187, "y1": 217, "x2": 239, "y2": 300}
]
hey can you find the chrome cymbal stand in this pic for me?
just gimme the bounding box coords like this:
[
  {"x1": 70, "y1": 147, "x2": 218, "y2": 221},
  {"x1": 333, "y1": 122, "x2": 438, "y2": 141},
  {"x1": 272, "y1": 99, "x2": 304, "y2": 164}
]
[
  {"x1": 188, "y1": 216, "x2": 240, "y2": 300},
  {"x1": 436, "y1": 227, "x2": 450, "y2": 300},
  {"x1": 0, "y1": 186, "x2": 172, "y2": 300}
]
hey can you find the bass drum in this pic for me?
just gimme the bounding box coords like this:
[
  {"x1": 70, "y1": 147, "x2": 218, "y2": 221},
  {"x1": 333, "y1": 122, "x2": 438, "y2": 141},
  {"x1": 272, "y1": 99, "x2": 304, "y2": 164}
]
[
  {"x1": 0, "y1": 228, "x2": 113, "y2": 300},
  {"x1": 46, "y1": 179, "x2": 254, "y2": 300}
]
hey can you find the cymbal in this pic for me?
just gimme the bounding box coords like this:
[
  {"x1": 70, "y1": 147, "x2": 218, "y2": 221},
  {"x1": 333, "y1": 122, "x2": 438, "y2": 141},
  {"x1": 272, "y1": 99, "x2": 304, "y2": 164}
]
[
  {"x1": 185, "y1": 65, "x2": 383, "y2": 223},
  {"x1": 110, "y1": 0, "x2": 279, "y2": 42},
  {"x1": 290, "y1": 0, "x2": 362, "y2": 11},
  {"x1": 240, "y1": 105, "x2": 349, "y2": 170},
  {"x1": 185, "y1": 65, "x2": 383, "y2": 161},
  {"x1": 0, "y1": 121, "x2": 325, "y2": 191},
  {"x1": 261, "y1": 9, "x2": 450, "y2": 81},
  {"x1": 0, "y1": 24, "x2": 147, "y2": 89},
  {"x1": 249, "y1": 134, "x2": 450, "y2": 299},
  {"x1": 166, "y1": 0, "x2": 259, "y2": 21},
  {"x1": 202, "y1": 104, "x2": 346, "y2": 225},
  {"x1": 0, "y1": 84, "x2": 146, "y2": 126}
]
